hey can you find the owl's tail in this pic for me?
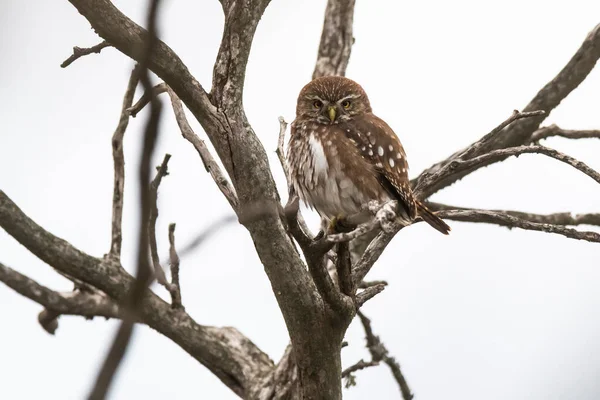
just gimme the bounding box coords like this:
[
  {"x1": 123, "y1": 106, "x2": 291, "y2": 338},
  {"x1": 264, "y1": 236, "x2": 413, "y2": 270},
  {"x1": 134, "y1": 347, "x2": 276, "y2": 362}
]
[{"x1": 415, "y1": 200, "x2": 451, "y2": 235}]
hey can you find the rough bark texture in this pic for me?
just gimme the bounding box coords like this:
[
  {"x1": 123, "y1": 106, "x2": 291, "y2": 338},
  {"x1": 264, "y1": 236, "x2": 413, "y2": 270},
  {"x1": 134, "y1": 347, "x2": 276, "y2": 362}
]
[{"x1": 1, "y1": 2, "x2": 599, "y2": 399}]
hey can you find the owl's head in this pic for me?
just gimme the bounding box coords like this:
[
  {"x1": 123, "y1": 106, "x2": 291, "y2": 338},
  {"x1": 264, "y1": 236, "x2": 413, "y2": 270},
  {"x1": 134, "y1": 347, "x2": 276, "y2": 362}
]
[{"x1": 296, "y1": 76, "x2": 372, "y2": 124}]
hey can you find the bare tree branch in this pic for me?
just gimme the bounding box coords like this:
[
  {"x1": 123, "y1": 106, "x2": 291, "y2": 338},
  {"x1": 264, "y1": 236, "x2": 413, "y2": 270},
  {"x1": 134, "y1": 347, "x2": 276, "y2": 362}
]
[
  {"x1": 276, "y1": 116, "x2": 290, "y2": 184},
  {"x1": 458, "y1": 110, "x2": 545, "y2": 160},
  {"x1": 359, "y1": 280, "x2": 388, "y2": 289},
  {"x1": 355, "y1": 283, "x2": 386, "y2": 308},
  {"x1": 127, "y1": 82, "x2": 168, "y2": 117},
  {"x1": 313, "y1": 0, "x2": 356, "y2": 79},
  {"x1": 414, "y1": 23, "x2": 600, "y2": 198},
  {"x1": 166, "y1": 87, "x2": 238, "y2": 210},
  {"x1": 90, "y1": 1, "x2": 164, "y2": 398},
  {"x1": 0, "y1": 262, "x2": 121, "y2": 321},
  {"x1": 358, "y1": 311, "x2": 413, "y2": 400},
  {"x1": 109, "y1": 65, "x2": 141, "y2": 260},
  {"x1": 148, "y1": 154, "x2": 182, "y2": 307},
  {"x1": 0, "y1": 191, "x2": 273, "y2": 396},
  {"x1": 415, "y1": 145, "x2": 600, "y2": 199},
  {"x1": 60, "y1": 40, "x2": 112, "y2": 68},
  {"x1": 530, "y1": 124, "x2": 600, "y2": 143},
  {"x1": 167, "y1": 223, "x2": 183, "y2": 309},
  {"x1": 336, "y1": 242, "x2": 354, "y2": 297},
  {"x1": 342, "y1": 359, "x2": 379, "y2": 381},
  {"x1": 428, "y1": 202, "x2": 600, "y2": 227},
  {"x1": 437, "y1": 209, "x2": 600, "y2": 243}
]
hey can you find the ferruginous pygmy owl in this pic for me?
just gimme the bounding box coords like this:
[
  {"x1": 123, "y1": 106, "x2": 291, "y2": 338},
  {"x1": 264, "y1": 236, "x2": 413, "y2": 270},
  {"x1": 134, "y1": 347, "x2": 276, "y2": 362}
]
[{"x1": 287, "y1": 76, "x2": 450, "y2": 235}]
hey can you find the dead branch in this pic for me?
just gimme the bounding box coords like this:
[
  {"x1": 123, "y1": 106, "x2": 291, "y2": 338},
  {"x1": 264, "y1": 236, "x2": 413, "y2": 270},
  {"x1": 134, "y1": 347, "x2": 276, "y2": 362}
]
[
  {"x1": 530, "y1": 124, "x2": 600, "y2": 143},
  {"x1": 458, "y1": 109, "x2": 545, "y2": 160},
  {"x1": 166, "y1": 87, "x2": 239, "y2": 210},
  {"x1": 0, "y1": 191, "x2": 273, "y2": 396},
  {"x1": 89, "y1": 1, "x2": 164, "y2": 398},
  {"x1": 355, "y1": 283, "x2": 386, "y2": 308},
  {"x1": 148, "y1": 154, "x2": 182, "y2": 307},
  {"x1": 358, "y1": 311, "x2": 413, "y2": 400},
  {"x1": 60, "y1": 40, "x2": 112, "y2": 68},
  {"x1": 0, "y1": 262, "x2": 121, "y2": 321},
  {"x1": 342, "y1": 359, "x2": 380, "y2": 381},
  {"x1": 428, "y1": 202, "x2": 600, "y2": 227},
  {"x1": 335, "y1": 242, "x2": 354, "y2": 297},
  {"x1": 109, "y1": 65, "x2": 141, "y2": 260},
  {"x1": 415, "y1": 144, "x2": 600, "y2": 199},
  {"x1": 168, "y1": 223, "x2": 183, "y2": 309},
  {"x1": 437, "y1": 209, "x2": 600, "y2": 243},
  {"x1": 128, "y1": 82, "x2": 168, "y2": 117},
  {"x1": 313, "y1": 0, "x2": 356, "y2": 79},
  {"x1": 276, "y1": 116, "x2": 290, "y2": 184},
  {"x1": 413, "y1": 23, "x2": 600, "y2": 198}
]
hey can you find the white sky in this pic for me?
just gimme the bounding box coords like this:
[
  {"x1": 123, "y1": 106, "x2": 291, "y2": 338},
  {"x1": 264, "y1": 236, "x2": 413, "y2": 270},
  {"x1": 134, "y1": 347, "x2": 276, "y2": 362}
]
[{"x1": 1, "y1": 1, "x2": 600, "y2": 399}]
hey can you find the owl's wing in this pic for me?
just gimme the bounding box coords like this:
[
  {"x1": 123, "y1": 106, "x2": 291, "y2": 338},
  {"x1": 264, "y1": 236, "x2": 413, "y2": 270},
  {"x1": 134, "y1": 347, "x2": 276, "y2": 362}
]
[{"x1": 340, "y1": 113, "x2": 417, "y2": 219}]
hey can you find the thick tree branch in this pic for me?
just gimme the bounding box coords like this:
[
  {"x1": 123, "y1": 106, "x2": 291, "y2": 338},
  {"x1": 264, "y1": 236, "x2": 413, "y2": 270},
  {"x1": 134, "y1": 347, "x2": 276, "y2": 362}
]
[
  {"x1": 530, "y1": 124, "x2": 600, "y2": 143},
  {"x1": 0, "y1": 262, "x2": 121, "y2": 320},
  {"x1": 437, "y1": 209, "x2": 600, "y2": 243},
  {"x1": 313, "y1": 0, "x2": 356, "y2": 79},
  {"x1": 60, "y1": 40, "x2": 112, "y2": 68},
  {"x1": 67, "y1": 0, "x2": 234, "y2": 177},
  {"x1": 0, "y1": 190, "x2": 273, "y2": 396},
  {"x1": 109, "y1": 65, "x2": 140, "y2": 260},
  {"x1": 414, "y1": 24, "x2": 600, "y2": 198},
  {"x1": 428, "y1": 202, "x2": 600, "y2": 227},
  {"x1": 335, "y1": 242, "x2": 354, "y2": 297},
  {"x1": 415, "y1": 145, "x2": 600, "y2": 199}
]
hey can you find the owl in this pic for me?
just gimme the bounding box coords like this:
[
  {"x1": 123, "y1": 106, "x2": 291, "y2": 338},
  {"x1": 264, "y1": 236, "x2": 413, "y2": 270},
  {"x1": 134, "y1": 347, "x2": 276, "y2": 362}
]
[{"x1": 287, "y1": 76, "x2": 450, "y2": 235}]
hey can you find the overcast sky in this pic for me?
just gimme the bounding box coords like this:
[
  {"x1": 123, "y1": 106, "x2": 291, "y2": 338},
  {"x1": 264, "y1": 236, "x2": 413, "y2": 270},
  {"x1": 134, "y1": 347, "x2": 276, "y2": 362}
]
[{"x1": 1, "y1": 1, "x2": 600, "y2": 399}]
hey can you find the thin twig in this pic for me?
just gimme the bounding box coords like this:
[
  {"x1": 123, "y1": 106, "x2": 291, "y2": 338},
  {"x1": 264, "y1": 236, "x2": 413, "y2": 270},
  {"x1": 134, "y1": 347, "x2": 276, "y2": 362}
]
[
  {"x1": 166, "y1": 87, "x2": 239, "y2": 210},
  {"x1": 60, "y1": 41, "x2": 112, "y2": 68},
  {"x1": 276, "y1": 116, "x2": 290, "y2": 184},
  {"x1": 109, "y1": 65, "x2": 141, "y2": 260},
  {"x1": 530, "y1": 124, "x2": 600, "y2": 143},
  {"x1": 458, "y1": 110, "x2": 545, "y2": 160},
  {"x1": 342, "y1": 359, "x2": 379, "y2": 379},
  {"x1": 89, "y1": 1, "x2": 163, "y2": 399},
  {"x1": 359, "y1": 280, "x2": 388, "y2": 289},
  {"x1": 355, "y1": 283, "x2": 386, "y2": 308},
  {"x1": 148, "y1": 154, "x2": 176, "y2": 295},
  {"x1": 437, "y1": 209, "x2": 600, "y2": 243},
  {"x1": 168, "y1": 223, "x2": 183, "y2": 309},
  {"x1": 127, "y1": 82, "x2": 168, "y2": 117},
  {"x1": 358, "y1": 311, "x2": 413, "y2": 400}
]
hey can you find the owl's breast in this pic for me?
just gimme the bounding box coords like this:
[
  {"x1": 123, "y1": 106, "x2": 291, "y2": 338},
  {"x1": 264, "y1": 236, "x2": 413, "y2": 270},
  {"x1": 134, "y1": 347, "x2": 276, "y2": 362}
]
[{"x1": 288, "y1": 121, "x2": 389, "y2": 221}]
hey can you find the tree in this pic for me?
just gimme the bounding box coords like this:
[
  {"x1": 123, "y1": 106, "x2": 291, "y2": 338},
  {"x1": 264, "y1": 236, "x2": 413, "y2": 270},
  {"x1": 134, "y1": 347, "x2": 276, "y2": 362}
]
[{"x1": 1, "y1": 1, "x2": 599, "y2": 399}]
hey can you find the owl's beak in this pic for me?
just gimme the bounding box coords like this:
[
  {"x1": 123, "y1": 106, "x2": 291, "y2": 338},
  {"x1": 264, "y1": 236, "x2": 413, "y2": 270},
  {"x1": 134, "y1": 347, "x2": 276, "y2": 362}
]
[{"x1": 327, "y1": 106, "x2": 337, "y2": 122}]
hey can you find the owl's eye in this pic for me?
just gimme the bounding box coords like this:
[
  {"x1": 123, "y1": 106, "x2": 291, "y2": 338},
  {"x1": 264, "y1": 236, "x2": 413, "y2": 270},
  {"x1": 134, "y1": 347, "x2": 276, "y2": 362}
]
[
  {"x1": 313, "y1": 100, "x2": 323, "y2": 109},
  {"x1": 341, "y1": 100, "x2": 351, "y2": 109}
]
